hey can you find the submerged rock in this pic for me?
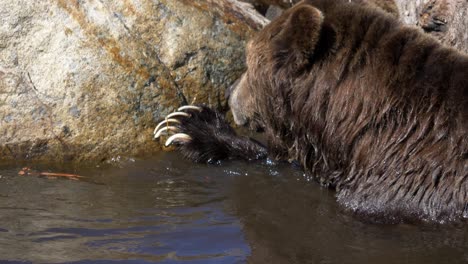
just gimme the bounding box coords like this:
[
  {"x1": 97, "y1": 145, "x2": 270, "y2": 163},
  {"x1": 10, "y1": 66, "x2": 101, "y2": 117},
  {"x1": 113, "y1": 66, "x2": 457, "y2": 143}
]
[{"x1": 0, "y1": 0, "x2": 267, "y2": 162}]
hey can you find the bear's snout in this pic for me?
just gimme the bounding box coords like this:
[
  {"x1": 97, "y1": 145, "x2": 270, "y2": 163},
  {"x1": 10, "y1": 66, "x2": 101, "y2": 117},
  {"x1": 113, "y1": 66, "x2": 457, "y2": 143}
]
[
  {"x1": 225, "y1": 78, "x2": 241, "y2": 101},
  {"x1": 228, "y1": 73, "x2": 255, "y2": 126}
]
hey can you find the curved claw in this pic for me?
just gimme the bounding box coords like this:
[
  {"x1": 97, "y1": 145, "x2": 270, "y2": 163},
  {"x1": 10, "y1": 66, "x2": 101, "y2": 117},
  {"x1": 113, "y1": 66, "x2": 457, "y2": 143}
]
[
  {"x1": 153, "y1": 118, "x2": 181, "y2": 134},
  {"x1": 165, "y1": 133, "x2": 192, "y2": 146},
  {"x1": 178, "y1": 105, "x2": 202, "y2": 112},
  {"x1": 166, "y1": 112, "x2": 190, "y2": 119},
  {"x1": 154, "y1": 126, "x2": 178, "y2": 139}
]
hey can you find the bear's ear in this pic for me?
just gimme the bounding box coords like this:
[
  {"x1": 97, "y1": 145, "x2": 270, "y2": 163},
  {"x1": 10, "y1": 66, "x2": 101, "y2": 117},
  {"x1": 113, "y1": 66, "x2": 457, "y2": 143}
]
[{"x1": 272, "y1": 5, "x2": 324, "y2": 69}]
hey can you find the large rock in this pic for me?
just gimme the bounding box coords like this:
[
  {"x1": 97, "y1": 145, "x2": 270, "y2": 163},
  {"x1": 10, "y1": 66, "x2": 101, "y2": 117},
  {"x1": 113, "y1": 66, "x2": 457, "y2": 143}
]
[{"x1": 0, "y1": 0, "x2": 268, "y2": 162}]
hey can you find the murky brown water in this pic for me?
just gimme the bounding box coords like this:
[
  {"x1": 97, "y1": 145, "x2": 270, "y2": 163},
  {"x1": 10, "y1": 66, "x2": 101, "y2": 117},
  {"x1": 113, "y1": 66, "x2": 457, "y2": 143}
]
[{"x1": 0, "y1": 152, "x2": 467, "y2": 263}]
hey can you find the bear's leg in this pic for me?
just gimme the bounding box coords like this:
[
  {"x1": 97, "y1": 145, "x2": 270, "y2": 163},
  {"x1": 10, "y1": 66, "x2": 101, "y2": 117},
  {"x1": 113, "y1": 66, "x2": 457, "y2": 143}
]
[{"x1": 154, "y1": 105, "x2": 268, "y2": 163}]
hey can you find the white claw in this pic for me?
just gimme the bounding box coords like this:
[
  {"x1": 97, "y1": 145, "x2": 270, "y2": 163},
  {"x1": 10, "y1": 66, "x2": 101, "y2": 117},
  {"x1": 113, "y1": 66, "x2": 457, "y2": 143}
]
[
  {"x1": 153, "y1": 118, "x2": 181, "y2": 134},
  {"x1": 166, "y1": 112, "x2": 190, "y2": 119},
  {"x1": 165, "y1": 133, "x2": 192, "y2": 146},
  {"x1": 178, "y1": 105, "x2": 202, "y2": 112},
  {"x1": 154, "y1": 126, "x2": 178, "y2": 139}
]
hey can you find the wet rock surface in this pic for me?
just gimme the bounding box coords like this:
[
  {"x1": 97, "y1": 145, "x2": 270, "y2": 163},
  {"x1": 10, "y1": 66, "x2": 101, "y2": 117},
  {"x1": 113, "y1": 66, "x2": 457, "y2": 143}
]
[{"x1": 0, "y1": 0, "x2": 267, "y2": 162}]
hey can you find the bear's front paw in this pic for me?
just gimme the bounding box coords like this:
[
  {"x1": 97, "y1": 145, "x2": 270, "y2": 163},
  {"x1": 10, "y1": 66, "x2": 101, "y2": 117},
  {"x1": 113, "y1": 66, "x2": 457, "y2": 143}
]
[{"x1": 154, "y1": 105, "x2": 238, "y2": 163}]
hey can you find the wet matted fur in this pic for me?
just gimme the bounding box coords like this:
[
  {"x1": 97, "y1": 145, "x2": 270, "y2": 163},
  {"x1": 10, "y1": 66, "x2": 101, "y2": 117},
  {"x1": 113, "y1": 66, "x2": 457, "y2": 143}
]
[{"x1": 228, "y1": 0, "x2": 467, "y2": 223}]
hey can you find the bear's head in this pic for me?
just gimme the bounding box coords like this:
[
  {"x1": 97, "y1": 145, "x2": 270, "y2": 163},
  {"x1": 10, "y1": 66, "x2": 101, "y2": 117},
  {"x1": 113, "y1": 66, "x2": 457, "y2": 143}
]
[{"x1": 228, "y1": 2, "x2": 325, "y2": 131}]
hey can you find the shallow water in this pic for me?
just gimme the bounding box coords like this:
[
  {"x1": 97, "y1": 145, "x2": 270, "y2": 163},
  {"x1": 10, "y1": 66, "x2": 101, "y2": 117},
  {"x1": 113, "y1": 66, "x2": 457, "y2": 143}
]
[{"x1": 0, "y1": 152, "x2": 467, "y2": 263}]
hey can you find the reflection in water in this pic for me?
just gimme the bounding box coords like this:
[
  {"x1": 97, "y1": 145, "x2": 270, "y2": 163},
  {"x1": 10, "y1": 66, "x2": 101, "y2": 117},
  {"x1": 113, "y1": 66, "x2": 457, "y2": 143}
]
[
  {"x1": 0, "y1": 153, "x2": 248, "y2": 263},
  {"x1": 229, "y1": 164, "x2": 468, "y2": 264},
  {"x1": 0, "y1": 152, "x2": 467, "y2": 263}
]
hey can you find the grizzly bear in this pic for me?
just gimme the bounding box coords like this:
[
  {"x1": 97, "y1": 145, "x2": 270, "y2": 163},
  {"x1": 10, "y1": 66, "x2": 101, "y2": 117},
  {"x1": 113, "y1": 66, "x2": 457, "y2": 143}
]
[{"x1": 154, "y1": 0, "x2": 467, "y2": 223}]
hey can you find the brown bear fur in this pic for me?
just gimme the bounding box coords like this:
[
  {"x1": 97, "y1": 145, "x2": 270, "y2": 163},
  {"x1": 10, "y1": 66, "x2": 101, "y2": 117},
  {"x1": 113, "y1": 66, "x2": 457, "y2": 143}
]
[{"x1": 229, "y1": 0, "x2": 468, "y2": 222}]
